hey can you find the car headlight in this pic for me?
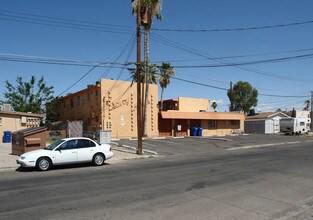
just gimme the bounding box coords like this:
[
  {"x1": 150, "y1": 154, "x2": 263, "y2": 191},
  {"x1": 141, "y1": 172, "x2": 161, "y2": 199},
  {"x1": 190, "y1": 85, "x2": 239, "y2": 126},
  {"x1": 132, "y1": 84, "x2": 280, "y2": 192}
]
[{"x1": 21, "y1": 156, "x2": 26, "y2": 160}]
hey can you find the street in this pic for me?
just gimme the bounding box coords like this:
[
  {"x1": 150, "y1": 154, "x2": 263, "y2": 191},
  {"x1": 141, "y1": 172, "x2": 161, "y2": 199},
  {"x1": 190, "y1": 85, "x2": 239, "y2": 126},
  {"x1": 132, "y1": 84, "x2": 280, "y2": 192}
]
[{"x1": 1, "y1": 135, "x2": 313, "y2": 220}]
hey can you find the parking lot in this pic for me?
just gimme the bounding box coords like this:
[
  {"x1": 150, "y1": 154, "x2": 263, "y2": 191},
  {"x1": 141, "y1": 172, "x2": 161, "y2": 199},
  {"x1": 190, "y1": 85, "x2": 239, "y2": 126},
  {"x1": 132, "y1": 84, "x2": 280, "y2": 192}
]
[{"x1": 116, "y1": 134, "x2": 313, "y2": 156}]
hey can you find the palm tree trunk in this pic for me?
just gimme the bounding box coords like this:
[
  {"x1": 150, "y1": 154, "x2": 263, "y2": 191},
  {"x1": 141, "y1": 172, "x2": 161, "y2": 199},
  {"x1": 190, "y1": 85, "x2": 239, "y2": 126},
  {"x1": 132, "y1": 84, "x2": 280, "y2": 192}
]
[
  {"x1": 160, "y1": 87, "x2": 164, "y2": 111},
  {"x1": 143, "y1": 26, "x2": 150, "y2": 137}
]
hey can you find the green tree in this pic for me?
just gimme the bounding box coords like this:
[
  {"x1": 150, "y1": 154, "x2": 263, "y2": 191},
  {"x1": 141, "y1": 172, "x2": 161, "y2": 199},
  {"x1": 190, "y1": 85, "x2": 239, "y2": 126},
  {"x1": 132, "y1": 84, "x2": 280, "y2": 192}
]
[
  {"x1": 227, "y1": 81, "x2": 258, "y2": 114},
  {"x1": 46, "y1": 97, "x2": 59, "y2": 122},
  {"x1": 3, "y1": 76, "x2": 54, "y2": 114},
  {"x1": 130, "y1": 62, "x2": 158, "y2": 84},
  {"x1": 158, "y1": 62, "x2": 175, "y2": 111},
  {"x1": 132, "y1": 0, "x2": 162, "y2": 136},
  {"x1": 211, "y1": 101, "x2": 217, "y2": 112}
]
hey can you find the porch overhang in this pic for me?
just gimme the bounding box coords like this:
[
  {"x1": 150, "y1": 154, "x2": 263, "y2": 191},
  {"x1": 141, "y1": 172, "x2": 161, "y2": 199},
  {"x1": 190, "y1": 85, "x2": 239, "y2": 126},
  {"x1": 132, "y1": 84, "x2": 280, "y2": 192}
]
[{"x1": 160, "y1": 111, "x2": 245, "y2": 120}]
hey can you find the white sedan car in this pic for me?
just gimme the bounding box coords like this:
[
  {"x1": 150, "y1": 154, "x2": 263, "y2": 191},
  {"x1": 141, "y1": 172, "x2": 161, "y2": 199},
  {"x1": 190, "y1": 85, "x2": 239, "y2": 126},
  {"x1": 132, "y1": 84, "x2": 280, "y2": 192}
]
[{"x1": 17, "y1": 137, "x2": 113, "y2": 171}]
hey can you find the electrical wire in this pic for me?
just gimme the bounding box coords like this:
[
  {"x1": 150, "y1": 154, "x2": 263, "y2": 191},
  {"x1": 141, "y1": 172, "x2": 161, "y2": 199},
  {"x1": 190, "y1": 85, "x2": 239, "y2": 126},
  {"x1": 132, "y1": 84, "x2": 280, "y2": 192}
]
[
  {"x1": 171, "y1": 53, "x2": 313, "y2": 68},
  {"x1": 152, "y1": 20, "x2": 313, "y2": 32},
  {"x1": 0, "y1": 10, "x2": 133, "y2": 34},
  {"x1": 165, "y1": 74, "x2": 310, "y2": 98},
  {"x1": 151, "y1": 33, "x2": 313, "y2": 83},
  {"x1": 57, "y1": 31, "x2": 136, "y2": 97}
]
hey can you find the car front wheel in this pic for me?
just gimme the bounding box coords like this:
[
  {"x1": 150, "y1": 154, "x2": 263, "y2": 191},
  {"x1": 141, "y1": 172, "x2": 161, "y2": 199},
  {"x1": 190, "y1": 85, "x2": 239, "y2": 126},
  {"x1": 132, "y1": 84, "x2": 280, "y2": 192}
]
[
  {"x1": 93, "y1": 153, "x2": 105, "y2": 166},
  {"x1": 36, "y1": 157, "x2": 51, "y2": 171}
]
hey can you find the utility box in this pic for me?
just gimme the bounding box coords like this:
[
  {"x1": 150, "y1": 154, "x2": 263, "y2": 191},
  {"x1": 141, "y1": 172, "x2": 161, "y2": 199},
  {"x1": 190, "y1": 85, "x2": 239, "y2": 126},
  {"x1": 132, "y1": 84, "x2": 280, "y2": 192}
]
[
  {"x1": 97, "y1": 130, "x2": 111, "y2": 144},
  {"x1": 12, "y1": 127, "x2": 47, "y2": 156}
]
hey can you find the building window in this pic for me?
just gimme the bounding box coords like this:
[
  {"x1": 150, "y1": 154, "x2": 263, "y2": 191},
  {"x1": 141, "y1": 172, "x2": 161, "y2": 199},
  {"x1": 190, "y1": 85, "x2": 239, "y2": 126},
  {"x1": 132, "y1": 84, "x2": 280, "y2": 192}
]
[
  {"x1": 106, "y1": 121, "x2": 112, "y2": 129},
  {"x1": 231, "y1": 120, "x2": 240, "y2": 126},
  {"x1": 0, "y1": 117, "x2": 2, "y2": 126},
  {"x1": 70, "y1": 98, "x2": 74, "y2": 108},
  {"x1": 208, "y1": 120, "x2": 217, "y2": 128},
  {"x1": 77, "y1": 96, "x2": 81, "y2": 107},
  {"x1": 95, "y1": 90, "x2": 99, "y2": 96},
  {"x1": 87, "y1": 93, "x2": 90, "y2": 101}
]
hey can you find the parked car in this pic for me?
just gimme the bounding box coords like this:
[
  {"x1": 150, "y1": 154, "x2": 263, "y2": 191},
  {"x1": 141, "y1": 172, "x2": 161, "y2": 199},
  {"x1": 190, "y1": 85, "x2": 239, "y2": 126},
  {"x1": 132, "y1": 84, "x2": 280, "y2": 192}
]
[{"x1": 17, "y1": 137, "x2": 113, "y2": 171}]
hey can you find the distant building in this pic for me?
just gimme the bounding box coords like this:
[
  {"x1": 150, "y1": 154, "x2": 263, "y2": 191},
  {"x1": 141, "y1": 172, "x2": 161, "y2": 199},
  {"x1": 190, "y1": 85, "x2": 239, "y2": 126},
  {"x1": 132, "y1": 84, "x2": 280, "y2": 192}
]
[
  {"x1": 55, "y1": 79, "x2": 159, "y2": 139},
  {"x1": 0, "y1": 109, "x2": 44, "y2": 143},
  {"x1": 159, "y1": 97, "x2": 245, "y2": 137},
  {"x1": 245, "y1": 112, "x2": 290, "y2": 134},
  {"x1": 286, "y1": 110, "x2": 310, "y2": 119}
]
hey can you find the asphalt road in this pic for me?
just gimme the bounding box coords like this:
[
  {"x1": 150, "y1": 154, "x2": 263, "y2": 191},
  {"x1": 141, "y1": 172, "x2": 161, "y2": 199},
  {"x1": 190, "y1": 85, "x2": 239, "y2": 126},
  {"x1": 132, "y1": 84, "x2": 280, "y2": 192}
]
[{"x1": 1, "y1": 136, "x2": 313, "y2": 220}]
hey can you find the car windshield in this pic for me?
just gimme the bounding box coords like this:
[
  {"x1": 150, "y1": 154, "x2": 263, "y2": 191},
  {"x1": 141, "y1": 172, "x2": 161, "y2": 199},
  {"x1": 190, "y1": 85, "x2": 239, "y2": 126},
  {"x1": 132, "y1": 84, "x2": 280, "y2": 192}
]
[{"x1": 45, "y1": 139, "x2": 66, "y2": 150}]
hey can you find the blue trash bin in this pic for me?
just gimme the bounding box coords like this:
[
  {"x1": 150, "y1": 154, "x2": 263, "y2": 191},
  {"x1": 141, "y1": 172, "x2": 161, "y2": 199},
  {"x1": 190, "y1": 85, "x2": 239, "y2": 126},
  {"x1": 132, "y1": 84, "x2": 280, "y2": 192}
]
[
  {"x1": 197, "y1": 127, "x2": 203, "y2": 136},
  {"x1": 3, "y1": 131, "x2": 12, "y2": 143},
  {"x1": 191, "y1": 127, "x2": 198, "y2": 136}
]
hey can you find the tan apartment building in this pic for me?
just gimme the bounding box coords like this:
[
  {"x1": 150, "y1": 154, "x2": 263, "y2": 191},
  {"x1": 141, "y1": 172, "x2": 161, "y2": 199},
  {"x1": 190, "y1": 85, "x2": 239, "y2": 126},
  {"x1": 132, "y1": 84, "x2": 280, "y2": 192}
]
[
  {"x1": 159, "y1": 97, "x2": 245, "y2": 137},
  {"x1": 55, "y1": 79, "x2": 159, "y2": 139},
  {"x1": 0, "y1": 110, "x2": 44, "y2": 143}
]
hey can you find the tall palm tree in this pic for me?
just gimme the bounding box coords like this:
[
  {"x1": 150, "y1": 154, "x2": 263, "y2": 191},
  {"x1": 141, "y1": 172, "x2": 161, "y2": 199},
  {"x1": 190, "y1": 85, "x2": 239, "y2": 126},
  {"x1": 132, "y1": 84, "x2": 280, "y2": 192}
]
[
  {"x1": 130, "y1": 62, "x2": 158, "y2": 85},
  {"x1": 159, "y1": 62, "x2": 175, "y2": 111},
  {"x1": 211, "y1": 101, "x2": 217, "y2": 112},
  {"x1": 303, "y1": 99, "x2": 310, "y2": 111},
  {"x1": 132, "y1": 0, "x2": 162, "y2": 136}
]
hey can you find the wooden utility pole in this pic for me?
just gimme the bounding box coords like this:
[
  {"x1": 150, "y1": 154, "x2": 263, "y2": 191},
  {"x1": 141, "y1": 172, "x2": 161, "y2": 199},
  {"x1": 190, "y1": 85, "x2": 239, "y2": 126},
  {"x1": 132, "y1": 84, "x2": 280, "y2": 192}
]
[
  {"x1": 229, "y1": 81, "x2": 233, "y2": 112},
  {"x1": 136, "y1": 0, "x2": 143, "y2": 155}
]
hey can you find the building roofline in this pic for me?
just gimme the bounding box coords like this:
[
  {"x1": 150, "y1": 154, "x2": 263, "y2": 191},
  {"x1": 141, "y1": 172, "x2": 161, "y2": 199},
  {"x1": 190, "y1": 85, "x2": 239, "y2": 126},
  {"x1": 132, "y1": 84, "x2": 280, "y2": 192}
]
[
  {"x1": 0, "y1": 110, "x2": 45, "y2": 118},
  {"x1": 59, "y1": 83, "x2": 100, "y2": 99}
]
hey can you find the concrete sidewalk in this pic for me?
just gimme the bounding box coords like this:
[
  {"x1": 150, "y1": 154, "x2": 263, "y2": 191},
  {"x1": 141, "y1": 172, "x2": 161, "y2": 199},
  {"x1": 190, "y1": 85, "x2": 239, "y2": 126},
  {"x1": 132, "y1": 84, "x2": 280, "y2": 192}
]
[{"x1": 0, "y1": 143, "x2": 156, "y2": 172}]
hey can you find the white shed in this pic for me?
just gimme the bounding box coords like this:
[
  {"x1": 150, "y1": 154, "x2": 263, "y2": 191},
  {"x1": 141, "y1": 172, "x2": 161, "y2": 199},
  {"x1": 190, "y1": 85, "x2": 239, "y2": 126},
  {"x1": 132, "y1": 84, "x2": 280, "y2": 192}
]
[{"x1": 245, "y1": 112, "x2": 290, "y2": 134}]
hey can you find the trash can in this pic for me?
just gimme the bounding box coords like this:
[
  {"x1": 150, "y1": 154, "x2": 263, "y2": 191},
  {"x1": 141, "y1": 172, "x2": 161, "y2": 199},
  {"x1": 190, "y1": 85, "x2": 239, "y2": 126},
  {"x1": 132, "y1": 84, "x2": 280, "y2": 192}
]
[
  {"x1": 3, "y1": 131, "x2": 12, "y2": 143},
  {"x1": 191, "y1": 127, "x2": 198, "y2": 136},
  {"x1": 12, "y1": 127, "x2": 47, "y2": 156},
  {"x1": 197, "y1": 127, "x2": 203, "y2": 136}
]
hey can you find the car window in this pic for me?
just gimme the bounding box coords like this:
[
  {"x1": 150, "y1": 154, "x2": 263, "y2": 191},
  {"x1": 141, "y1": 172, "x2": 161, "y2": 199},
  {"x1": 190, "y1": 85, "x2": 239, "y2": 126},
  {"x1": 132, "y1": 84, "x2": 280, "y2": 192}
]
[
  {"x1": 77, "y1": 139, "x2": 96, "y2": 148},
  {"x1": 59, "y1": 140, "x2": 77, "y2": 150},
  {"x1": 45, "y1": 139, "x2": 65, "y2": 150}
]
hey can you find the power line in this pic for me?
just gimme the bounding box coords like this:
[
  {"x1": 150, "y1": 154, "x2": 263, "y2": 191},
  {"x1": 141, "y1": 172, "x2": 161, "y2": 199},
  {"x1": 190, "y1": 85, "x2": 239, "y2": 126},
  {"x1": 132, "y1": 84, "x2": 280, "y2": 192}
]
[
  {"x1": 57, "y1": 31, "x2": 136, "y2": 97},
  {"x1": 152, "y1": 20, "x2": 313, "y2": 32},
  {"x1": 151, "y1": 33, "x2": 313, "y2": 83},
  {"x1": 0, "y1": 10, "x2": 133, "y2": 34},
  {"x1": 171, "y1": 53, "x2": 313, "y2": 68},
  {"x1": 0, "y1": 56, "x2": 126, "y2": 68},
  {"x1": 152, "y1": 47, "x2": 313, "y2": 63},
  {"x1": 166, "y1": 74, "x2": 310, "y2": 98},
  {"x1": 0, "y1": 9, "x2": 131, "y2": 29}
]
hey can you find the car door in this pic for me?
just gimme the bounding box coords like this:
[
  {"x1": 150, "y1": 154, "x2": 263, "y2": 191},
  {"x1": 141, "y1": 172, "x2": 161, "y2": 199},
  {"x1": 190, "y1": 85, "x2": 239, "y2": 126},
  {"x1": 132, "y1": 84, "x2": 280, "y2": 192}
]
[
  {"x1": 54, "y1": 139, "x2": 78, "y2": 164},
  {"x1": 76, "y1": 139, "x2": 97, "y2": 162}
]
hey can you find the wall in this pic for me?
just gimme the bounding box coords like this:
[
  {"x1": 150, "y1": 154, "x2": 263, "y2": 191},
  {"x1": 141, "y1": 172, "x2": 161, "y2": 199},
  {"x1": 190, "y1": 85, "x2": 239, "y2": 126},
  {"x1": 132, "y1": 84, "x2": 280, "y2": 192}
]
[
  {"x1": 178, "y1": 97, "x2": 210, "y2": 112},
  {"x1": 101, "y1": 79, "x2": 159, "y2": 138},
  {"x1": 56, "y1": 79, "x2": 159, "y2": 139},
  {"x1": 201, "y1": 119, "x2": 242, "y2": 136},
  {"x1": 56, "y1": 84, "x2": 101, "y2": 131},
  {"x1": 295, "y1": 111, "x2": 310, "y2": 118},
  {"x1": 0, "y1": 112, "x2": 42, "y2": 143}
]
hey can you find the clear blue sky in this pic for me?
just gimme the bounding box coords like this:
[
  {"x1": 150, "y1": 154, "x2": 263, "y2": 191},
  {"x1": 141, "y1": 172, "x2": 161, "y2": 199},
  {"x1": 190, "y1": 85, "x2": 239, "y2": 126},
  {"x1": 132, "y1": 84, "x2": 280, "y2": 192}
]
[{"x1": 1, "y1": 0, "x2": 312, "y2": 112}]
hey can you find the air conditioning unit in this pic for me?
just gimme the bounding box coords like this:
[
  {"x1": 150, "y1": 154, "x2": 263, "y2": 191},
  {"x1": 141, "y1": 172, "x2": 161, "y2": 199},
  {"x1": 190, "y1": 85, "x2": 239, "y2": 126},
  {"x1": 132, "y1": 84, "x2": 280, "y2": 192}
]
[
  {"x1": 3, "y1": 104, "x2": 12, "y2": 111},
  {"x1": 21, "y1": 116, "x2": 27, "y2": 124}
]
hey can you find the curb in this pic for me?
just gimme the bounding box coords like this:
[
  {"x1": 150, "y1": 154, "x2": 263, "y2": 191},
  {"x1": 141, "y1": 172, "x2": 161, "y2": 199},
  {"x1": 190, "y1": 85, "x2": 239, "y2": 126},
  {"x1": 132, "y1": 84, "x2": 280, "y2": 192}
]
[
  {"x1": 111, "y1": 142, "x2": 158, "y2": 155},
  {"x1": 227, "y1": 139, "x2": 313, "y2": 151}
]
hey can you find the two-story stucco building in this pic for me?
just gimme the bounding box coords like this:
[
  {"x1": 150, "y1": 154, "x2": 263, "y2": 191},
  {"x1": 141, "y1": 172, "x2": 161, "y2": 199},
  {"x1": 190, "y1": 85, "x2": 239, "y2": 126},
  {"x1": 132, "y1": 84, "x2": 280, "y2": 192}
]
[{"x1": 55, "y1": 79, "x2": 159, "y2": 139}]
